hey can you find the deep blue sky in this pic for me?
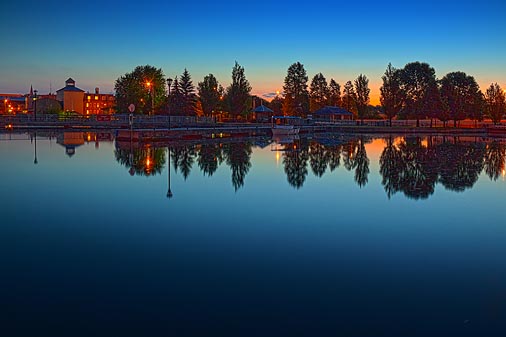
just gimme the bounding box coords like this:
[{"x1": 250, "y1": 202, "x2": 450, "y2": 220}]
[{"x1": 1, "y1": 0, "x2": 504, "y2": 103}]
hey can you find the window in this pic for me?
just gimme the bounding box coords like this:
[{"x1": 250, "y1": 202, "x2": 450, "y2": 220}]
[{"x1": 95, "y1": 96, "x2": 98, "y2": 100}]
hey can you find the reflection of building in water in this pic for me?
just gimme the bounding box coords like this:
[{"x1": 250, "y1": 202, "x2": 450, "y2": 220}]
[
  {"x1": 57, "y1": 132, "x2": 85, "y2": 157},
  {"x1": 56, "y1": 131, "x2": 114, "y2": 156}
]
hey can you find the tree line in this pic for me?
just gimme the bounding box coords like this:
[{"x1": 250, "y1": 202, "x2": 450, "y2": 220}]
[{"x1": 114, "y1": 61, "x2": 506, "y2": 125}]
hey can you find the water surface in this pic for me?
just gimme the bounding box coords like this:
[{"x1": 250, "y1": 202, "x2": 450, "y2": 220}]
[{"x1": 1, "y1": 131, "x2": 505, "y2": 336}]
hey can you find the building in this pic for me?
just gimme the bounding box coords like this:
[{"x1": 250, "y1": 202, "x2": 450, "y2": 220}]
[
  {"x1": 56, "y1": 78, "x2": 85, "y2": 114},
  {"x1": 313, "y1": 106, "x2": 354, "y2": 122},
  {"x1": 84, "y1": 87, "x2": 115, "y2": 115},
  {"x1": 0, "y1": 94, "x2": 25, "y2": 114}
]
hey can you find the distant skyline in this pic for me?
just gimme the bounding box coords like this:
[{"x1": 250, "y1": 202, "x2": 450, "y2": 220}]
[{"x1": 1, "y1": 0, "x2": 505, "y2": 105}]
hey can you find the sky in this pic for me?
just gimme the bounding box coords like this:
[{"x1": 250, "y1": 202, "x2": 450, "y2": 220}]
[{"x1": 1, "y1": 0, "x2": 505, "y2": 105}]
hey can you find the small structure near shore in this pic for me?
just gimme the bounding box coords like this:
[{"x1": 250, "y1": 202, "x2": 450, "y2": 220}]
[
  {"x1": 313, "y1": 106, "x2": 353, "y2": 122},
  {"x1": 253, "y1": 104, "x2": 274, "y2": 122}
]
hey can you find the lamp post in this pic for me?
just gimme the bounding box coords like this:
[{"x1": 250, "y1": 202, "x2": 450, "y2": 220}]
[
  {"x1": 146, "y1": 81, "x2": 154, "y2": 116},
  {"x1": 167, "y1": 78, "x2": 173, "y2": 129},
  {"x1": 33, "y1": 89, "x2": 38, "y2": 121}
]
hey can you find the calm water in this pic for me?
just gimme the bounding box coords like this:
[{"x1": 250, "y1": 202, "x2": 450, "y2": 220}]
[{"x1": 1, "y1": 130, "x2": 506, "y2": 336}]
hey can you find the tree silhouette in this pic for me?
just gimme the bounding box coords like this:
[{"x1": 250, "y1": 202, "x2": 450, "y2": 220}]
[
  {"x1": 225, "y1": 62, "x2": 252, "y2": 120},
  {"x1": 114, "y1": 65, "x2": 166, "y2": 115},
  {"x1": 114, "y1": 145, "x2": 166, "y2": 176},
  {"x1": 198, "y1": 74, "x2": 223, "y2": 118},
  {"x1": 437, "y1": 140, "x2": 485, "y2": 191},
  {"x1": 354, "y1": 74, "x2": 371, "y2": 124},
  {"x1": 380, "y1": 63, "x2": 403, "y2": 127},
  {"x1": 309, "y1": 142, "x2": 329, "y2": 177},
  {"x1": 380, "y1": 136, "x2": 403, "y2": 198},
  {"x1": 484, "y1": 141, "x2": 506, "y2": 180},
  {"x1": 283, "y1": 62, "x2": 309, "y2": 116},
  {"x1": 197, "y1": 143, "x2": 223, "y2": 176},
  {"x1": 223, "y1": 142, "x2": 252, "y2": 191},
  {"x1": 309, "y1": 73, "x2": 329, "y2": 112},
  {"x1": 171, "y1": 145, "x2": 196, "y2": 180},
  {"x1": 354, "y1": 137, "x2": 370, "y2": 187},
  {"x1": 283, "y1": 141, "x2": 309, "y2": 189},
  {"x1": 485, "y1": 83, "x2": 506, "y2": 125},
  {"x1": 399, "y1": 62, "x2": 438, "y2": 127}
]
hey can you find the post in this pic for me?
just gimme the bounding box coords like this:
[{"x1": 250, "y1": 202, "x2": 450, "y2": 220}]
[
  {"x1": 167, "y1": 78, "x2": 173, "y2": 129},
  {"x1": 33, "y1": 89, "x2": 38, "y2": 121}
]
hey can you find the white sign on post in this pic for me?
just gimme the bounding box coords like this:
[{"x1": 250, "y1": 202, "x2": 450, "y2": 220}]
[{"x1": 128, "y1": 104, "x2": 135, "y2": 126}]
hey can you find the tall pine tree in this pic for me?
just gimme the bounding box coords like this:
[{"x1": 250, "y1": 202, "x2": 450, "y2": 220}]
[
  {"x1": 225, "y1": 62, "x2": 252, "y2": 119},
  {"x1": 283, "y1": 62, "x2": 309, "y2": 117},
  {"x1": 309, "y1": 73, "x2": 329, "y2": 112},
  {"x1": 328, "y1": 79, "x2": 342, "y2": 107}
]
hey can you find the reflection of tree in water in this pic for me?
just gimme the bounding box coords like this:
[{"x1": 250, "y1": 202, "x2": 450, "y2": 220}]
[
  {"x1": 197, "y1": 143, "x2": 223, "y2": 177},
  {"x1": 327, "y1": 145, "x2": 342, "y2": 171},
  {"x1": 484, "y1": 141, "x2": 506, "y2": 181},
  {"x1": 283, "y1": 142, "x2": 309, "y2": 189},
  {"x1": 354, "y1": 137, "x2": 370, "y2": 188},
  {"x1": 379, "y1": 136, "x2": 496, "y2": 199},
  {"x1": 341, "y1": 140, "x2": 358, "y2": 171},
  {"x1": 172, "y1": 145, "x2": 196, "y2": 180},
  {"x1": 223, "y1": 142, "x2": 252, "y2": 191},
  {"x1": 309, "y1": 142, "x2": 329, "y2": 177},
  {"x1": 437, "y1": 139, "x2": 485, "y2": 191},
  {"x1": 114, "y1": 146, "x2": 166, "y2": 176},
  {"x1": 396, "y1": 137, "x2": 438, "y2": 199},
  {"x1": 380, "y1": 136, "x2": 403, "y2": 198}
]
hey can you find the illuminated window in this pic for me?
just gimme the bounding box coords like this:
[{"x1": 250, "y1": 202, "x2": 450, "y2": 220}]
[
  {"x1": 87, "y1": 96, "x2": 91, "y2": 100},
  {"x1": 95, "y1": 96, "x2": 98, "y2": 100},
  {"x1": 86, "y1": 103, "x2": 89, "y2": 107}
]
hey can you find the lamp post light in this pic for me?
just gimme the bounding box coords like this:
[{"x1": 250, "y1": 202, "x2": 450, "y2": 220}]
[
  {"x1": 33, "y1": 89, "x2": 38, "y2": 121},
  {"x1": 146, "y1": 81, "x2": 154, "y2": 116},
  {"x1": 167, "y1": 78, "x2": 173, "y2": 129}
]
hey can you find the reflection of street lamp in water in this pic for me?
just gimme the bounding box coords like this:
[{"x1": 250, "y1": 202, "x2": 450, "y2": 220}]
[
  {"x1": 33, "y1": 131, "x2": 38, "y2": 165},
  {"x1": 167, "y1": 146, "x2": 173, "y2": 198}
]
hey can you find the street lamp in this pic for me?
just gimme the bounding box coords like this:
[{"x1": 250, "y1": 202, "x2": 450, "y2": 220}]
[
  {"x1": 167, "y1": 78, "x2": 173, "y2": 129},
  {"x1": 33, "y1": 89, "x2": 38, "y2": 121},
  {"x1": 146, "y1": 81, "x2": 154, "y2": 116}
]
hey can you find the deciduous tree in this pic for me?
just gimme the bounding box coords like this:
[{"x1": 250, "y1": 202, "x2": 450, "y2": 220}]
[
  {"x1": 114, "y1": 65, "x2": 166, "y2": 115},
  {"x1": 354, "y1": 74, "x2": 370, "y2": 124},
  {"x1": 380, "y1": 63, "x2": 403, "y2": 126},
  {"x1": 485, "y1": 83, "x2": 505, "y2": 124}
]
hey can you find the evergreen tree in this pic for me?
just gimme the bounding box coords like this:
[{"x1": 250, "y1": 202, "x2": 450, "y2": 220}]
[
  {"x1": 282, "y1": 93, "x2": 294, "y2": 116},
  {"x1": 225, "y1": 62, "x2": 252, "y2": 119},
  {"x1": 342, "y1": 81, "x2": 357, "y2": 116},
  {"x1": 380, "y1": 63, "x2": 403, "y2": 126},
  {"x1": 270, "y1": 95, "x2": 283, "y2": 115},
  {"x1": 309, "y1": 73, "x2": 329, "y2": 112},
  {"x1": 179, "y1": 68, "x2": 196, "y2": 115},
  {"x1": 354, "y1": 74, "x2": 370, "y2": 124},
  {"x1": 283, "y1": 62, "x2": 309, "y2": 116},
  {"x1": 485, "y1": 83, "x2": 505, "y2": 125},
  {"x1": 169, "y1": 76, "x2": 184, "y2": 116},
  {"x1": 197, "y1": 74, "x2": 222, "y2": 117},
  {"x1": 328, "y1": 79, "x2": 341, "y2": 107}
]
